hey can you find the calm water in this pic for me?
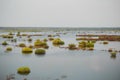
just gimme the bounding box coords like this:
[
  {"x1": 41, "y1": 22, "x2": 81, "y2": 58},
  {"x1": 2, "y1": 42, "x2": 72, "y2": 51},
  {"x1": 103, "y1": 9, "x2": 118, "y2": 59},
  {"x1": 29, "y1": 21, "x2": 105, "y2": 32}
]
[{"x1": 0, "y1": 30, "x2": 120, "y2": 80}]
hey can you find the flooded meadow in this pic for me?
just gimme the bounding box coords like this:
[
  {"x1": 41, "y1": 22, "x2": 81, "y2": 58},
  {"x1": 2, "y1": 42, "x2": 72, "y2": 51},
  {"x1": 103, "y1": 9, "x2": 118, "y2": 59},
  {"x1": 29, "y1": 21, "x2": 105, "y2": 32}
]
[{"x1": 0, "y1": 27, "x2": 120, "y2": 80}]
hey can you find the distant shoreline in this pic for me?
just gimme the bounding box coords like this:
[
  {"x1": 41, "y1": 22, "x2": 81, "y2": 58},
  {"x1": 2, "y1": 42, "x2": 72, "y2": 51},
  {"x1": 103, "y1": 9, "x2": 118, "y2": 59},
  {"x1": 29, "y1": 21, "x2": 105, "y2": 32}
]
[{"x1": 0, "y1": 27, "x2": 120, "y2": 32}]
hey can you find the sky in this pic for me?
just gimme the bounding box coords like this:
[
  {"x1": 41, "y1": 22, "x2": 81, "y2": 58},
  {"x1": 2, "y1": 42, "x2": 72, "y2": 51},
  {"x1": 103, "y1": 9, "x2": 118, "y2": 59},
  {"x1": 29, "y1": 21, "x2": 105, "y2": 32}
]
[{"x1": 0, "y1": 0, "x2": 120, "y2": 27}]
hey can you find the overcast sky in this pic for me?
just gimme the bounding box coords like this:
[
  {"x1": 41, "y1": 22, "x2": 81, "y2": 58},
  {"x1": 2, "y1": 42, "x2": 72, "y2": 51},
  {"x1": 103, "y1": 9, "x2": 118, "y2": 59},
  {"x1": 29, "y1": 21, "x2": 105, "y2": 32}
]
[{"x1": 0, "y1": 0, "x2": 120, "y2": 27}]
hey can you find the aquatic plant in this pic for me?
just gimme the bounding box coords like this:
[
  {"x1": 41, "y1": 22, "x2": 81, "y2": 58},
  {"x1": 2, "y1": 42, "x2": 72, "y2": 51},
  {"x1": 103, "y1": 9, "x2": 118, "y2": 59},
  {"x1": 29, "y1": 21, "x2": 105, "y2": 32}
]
[
  {"x1": 48, "y1": 34, "x2": 52, "y2": 37},
  {"x1": 68, "y1": 44, "x2": 76, "y2": 50},
  {"x1": 43, "y1": 38, "x2": 48, "y2": 42},
  {"x1": 28, "y1": 45, "x2": 34, "y2": 48},
  {"x1": 76, "y1": 37, "x2": 86, "y2": 40},
  {"x1": 79, "y1": 41, "x2": 94, "y2": 50},
  {"x1": 91, "y1": 40, "x2": 96, "y2": 43},
  {"x1": 2, "y1": 41, "x2": 8, "y2": 45},
  {"x1": 103, "y1": 41, "x2": 108, "y2": 44},
  {"x1": 17, "y1": 66, "x2": 31, "y2": 74},
  {"x1": 2, "y1": 35, "x2": 8, "y2": 38},
  {"x1": 19, "y1": 43, "x2": 26, "y2": 47},
  {"x1": 49, "y1": 37, "x2": 54, "y2": 41},
  {"x1": 79, "y1": 41, "x2": 87, "y2": 48},
  {"x1": 35, "y1": 49, "x2": 46, "y2": 55},
  {"x1": 28, "y1": 38, "x2": 32, "y2": 42},
  {"x1": 43, "y1": 45, "x2": 49, "y2": 49},
  {"x1": 110, "y1": 51, "x2": 117, "y2": 59},
  {"x1": 9, "y1": 32, "x2": 13, "y2": 35},
  {"x1": 22, "y1": 47, "x2": 33, "y2": 53},
  {"x1": 52, "y1": 38, "x2": 64, "y2": 45},
  {"x1": 8, "y1": 35, "x2": 13, "y2": 38},
  {"x1": 22, "y1": 34, "x2": 28, "y2": 36},
  {"x1": 6, "y1": 47, "x2": 12, "y2": 51},
  {"x1": 86, "y1": 41, "x2": 94, "y2": 47},
  {"x1": 2, "y1": 35, "x2": 13, "y2": 38},
  {"x1": 34, "y1": 39, "x2": 48, "y2": 48},
  {"x1": 17, "y1": 32, "x2": 20, "y2": 36},
  {"x1": 88, "y1": 47, "x2": 94, "y2": 50}
]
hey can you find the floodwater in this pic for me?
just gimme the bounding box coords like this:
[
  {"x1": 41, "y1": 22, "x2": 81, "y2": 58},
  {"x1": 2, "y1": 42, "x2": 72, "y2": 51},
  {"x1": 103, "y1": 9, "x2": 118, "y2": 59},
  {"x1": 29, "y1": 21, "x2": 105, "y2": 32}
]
[{"x1": 0, "y1": 30, "x2": 120, "y2": 80}]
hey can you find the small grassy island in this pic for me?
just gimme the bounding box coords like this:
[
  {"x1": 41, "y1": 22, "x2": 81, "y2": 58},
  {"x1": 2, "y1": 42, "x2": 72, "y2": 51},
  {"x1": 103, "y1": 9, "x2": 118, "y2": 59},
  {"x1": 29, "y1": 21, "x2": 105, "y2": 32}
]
[
  {"x1": 22, "y1": 47, "x2": 33, "y2": 53},
  {"x1": 52, "y1": 38, "x2": 64, "y2": 45},
  {"x1": 79, "y1": 41, "x2": 94, "y2": 50},
  {"x1": 6, "y1": 47, "x2": 12, "y2": 51},
  {"x1": 17, "y1": 66, "x2": 31, "y2": 75},
  {"x1": 19, "y1": 43, "x2": 26, "y2": 47},
  {"x1": 35, "y1": 49, "x2": 46, "y2": 55},
  {"x1": 2, "y1": 41, "x2": 8, "y2": 45},
  {"x1": 68, "y1": 44, "x2": 76, "y2": 50},
  {"x1": 34, "y1": 39, "x2": 49, "y2": 49}
]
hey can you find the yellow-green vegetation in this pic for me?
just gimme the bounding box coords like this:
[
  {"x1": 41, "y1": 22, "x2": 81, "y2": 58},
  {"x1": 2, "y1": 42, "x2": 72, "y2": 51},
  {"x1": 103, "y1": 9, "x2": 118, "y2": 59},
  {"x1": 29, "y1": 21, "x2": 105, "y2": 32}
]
[
  {"x1": 52, "y1": 38, "x2": 64, "y2": 45},
  {"x1": 110, "y1": 51, "x2": 117, "y2": 58},
  {"x1": 91, "y1": 40, "x2": 96, "y2": 43},
  {"x1": 34, "y1": 39, "x2": 49, "y2": 48},
  {"x1": 28, "y1": 45, "x2": 34, "y2": 48},
  {"x1": 22, "y1": 47, "x2": 33, "y2": 53},
  {"x1": 19, "y1": 43, "x2": 26, "y2": 47},
  {"x1": 6, "y1": 47, "x2": 12, "y2": 51},
  {"x1": 48, "y1": 35, "x2": 53, "y2": 37},
  {"x1": 79, "y1": 41, "x2": 94, "y2": 50},
  {"x1": 43, "y1": 38, "x2": 48, "y2": 42},
  {"x1": 49, "y1": 37, "x2": 54, "y2": 41},
  {"x1": 35, "y1": 49, "x2": 46, "y2": 55},
  {"x1": 9, "y1": 32, "x2": 13, "y2": 35},
  {"x1": 68, "y1": 44, "x2": 76, "y2": 50},
  {"x1": 103, "y1": 41, "x2": 108, "y2": 44},
  {"x1": 17, "y1": 66, "x2": 31, "y2": 74},
  {"x1": 28, "y1": 38, "x2": 32, "y2": 42},
  {"x1": 22, "y1": 34, "x2": 28, "y2": 36},
  {"x1": 17, "y1": 32, "x2": 20, "y2": 36},
  {"x1": 2, "y1": 41, "x2": 8, "y2": 45},
  {"x1": 88, "y1": 47, "x2": 94, "y2": 50},
  {"x1": 2, "y1": 35, "x2": 13, "y2": 38},
  {"x1": 76, "y1": 37, "x2": 86, "y2": 40},
  {"x1": 43, "y1": 45, "x2": 49, "y2": 49}
]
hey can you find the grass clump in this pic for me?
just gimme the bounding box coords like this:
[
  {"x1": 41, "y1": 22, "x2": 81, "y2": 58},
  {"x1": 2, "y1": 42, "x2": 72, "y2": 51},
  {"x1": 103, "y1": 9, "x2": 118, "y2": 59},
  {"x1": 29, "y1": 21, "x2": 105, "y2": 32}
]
[
  {"x1": 34, "y1": 39, "x2": 49, "y2": 48},
  {"x1": 110, "y1": 51, "x2": 117, "y2": 59},
  {"x1": 49, "y1": 37, "x2": 54, "y2": 41},
  {"x1": 28, "y1": 45, "x2": 34, "y2": 48},
  {"x1": 52, "y1": 38, "x2": 64, "y2": 45},
  {"x1": 28, "y1": 38, "x2": 32, "y2": 42},
  {"x1": 6, "y1": 47, "x2": 12, "y2": 51},
  {"x1": 48, "y1": 35, "x2": 52, "y2": 37},
  {"x1": 35, "y1": 49, "x2": 46, "y2": 55},
  {"x1": 2, "y1": 41, "x2": 8, "y2": 45},
  {"x1": 68, "y1": 44, "x2": 76, "y2": 50},
  {"x1": 17, "y1": 32, "x2": 20, "y2": 36},
  {"x1": 22, "y1": 47, "x2": 33, "y2": 53},
  {"x1": 43, "y1": 38, "x2": 48, "y2": 42},
  {"x1": 103, "y1": 41, "x2": 108, "y2": 44},
  {"x1": 88, "y1": 47, "x2": 94, "y2": 50},
  {"x1": 2, "y1": 35, "x2": 13, "y2": 38},
  {"x1": 19, "y1": 43, "x2": 26, "y2": 47},
  {"x1": 17, "y1": 66, "x2": 31, "y2": 75},
  {"x1": 79, "y1": 41, "x2": 94, "y2": 50}
]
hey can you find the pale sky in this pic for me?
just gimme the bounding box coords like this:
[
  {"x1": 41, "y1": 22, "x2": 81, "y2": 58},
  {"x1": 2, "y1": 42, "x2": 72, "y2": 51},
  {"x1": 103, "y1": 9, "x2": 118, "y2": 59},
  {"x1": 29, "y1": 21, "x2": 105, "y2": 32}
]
[{"x1": 0, "y1": 0, "x2": 120, "y2": 27}]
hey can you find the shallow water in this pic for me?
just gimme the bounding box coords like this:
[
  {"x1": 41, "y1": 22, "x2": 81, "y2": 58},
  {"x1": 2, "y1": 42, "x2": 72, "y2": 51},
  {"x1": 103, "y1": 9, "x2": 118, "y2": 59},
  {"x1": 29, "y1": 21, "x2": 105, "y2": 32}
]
[{"x1": 0, "y1": 30, "x2": 120, "y2": 80}]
